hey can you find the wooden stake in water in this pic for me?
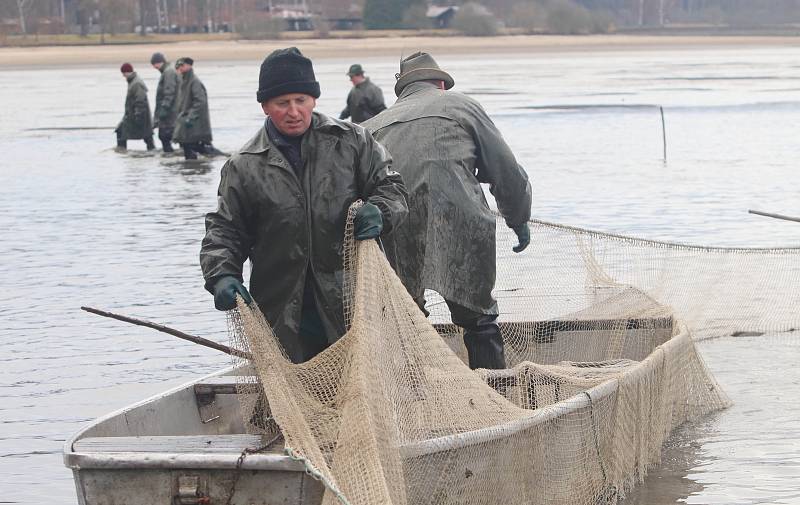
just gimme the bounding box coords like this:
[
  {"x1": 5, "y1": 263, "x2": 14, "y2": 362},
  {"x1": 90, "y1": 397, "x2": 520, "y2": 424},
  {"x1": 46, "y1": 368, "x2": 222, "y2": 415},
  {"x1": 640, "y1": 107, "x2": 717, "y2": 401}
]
[
  {"x1": 660, "y1": 106, "x2": 667, "y2": 162},
  {"x1": 748, "y1": 209, "x2": 800, "y2": 224}
]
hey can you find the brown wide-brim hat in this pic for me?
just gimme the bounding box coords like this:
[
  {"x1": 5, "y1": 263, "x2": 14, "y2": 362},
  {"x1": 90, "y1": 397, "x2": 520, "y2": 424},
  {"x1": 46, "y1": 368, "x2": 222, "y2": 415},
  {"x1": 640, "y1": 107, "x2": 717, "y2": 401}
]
[{"x1": 394, "y1": 51, "x2": 454, "y2": 97}]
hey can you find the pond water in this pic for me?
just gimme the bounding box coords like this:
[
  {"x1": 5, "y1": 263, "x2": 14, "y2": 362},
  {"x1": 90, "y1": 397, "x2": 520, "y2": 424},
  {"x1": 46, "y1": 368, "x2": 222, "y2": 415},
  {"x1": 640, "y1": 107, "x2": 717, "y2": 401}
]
[{"x1": 1, "y1": 44, "x2": 798, "y2": 504}]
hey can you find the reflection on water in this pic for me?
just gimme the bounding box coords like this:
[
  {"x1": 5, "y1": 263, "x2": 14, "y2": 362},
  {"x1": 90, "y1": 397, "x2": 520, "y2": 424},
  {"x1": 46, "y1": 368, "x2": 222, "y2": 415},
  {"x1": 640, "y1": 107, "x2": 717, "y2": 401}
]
[
  {"x1": 622, "y1": 334, "x2": 800, "y2": 505},
  {"x1": 621, "y1": 417, "x2": 712, "y2": 504},
  {"x1": 159, "y1": 158, "x2": 217, "y2": 174},
  {"x1": 1, "y1": 46, "x2": 800, "y2": 504}
]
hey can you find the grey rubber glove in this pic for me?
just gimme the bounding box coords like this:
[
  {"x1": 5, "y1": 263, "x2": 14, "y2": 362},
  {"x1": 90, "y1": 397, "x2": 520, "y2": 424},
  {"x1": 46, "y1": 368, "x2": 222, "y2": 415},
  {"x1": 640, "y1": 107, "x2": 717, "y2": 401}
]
[
  {"x1": 212, "y1": 276, "x2": 253, "y2": 311},
  {"x1": 354, "y1": 202, "x2": 383, "y2": 240},
  {"x1": 512, "y1": 223, "x2": 530, "y2": 253}
]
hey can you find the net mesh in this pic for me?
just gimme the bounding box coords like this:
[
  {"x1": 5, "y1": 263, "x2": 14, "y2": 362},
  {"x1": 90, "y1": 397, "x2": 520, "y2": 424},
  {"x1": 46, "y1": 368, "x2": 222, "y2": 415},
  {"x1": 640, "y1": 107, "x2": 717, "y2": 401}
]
[{"x1": 227, "y1": 205, "x2": 800, "y2": 505}]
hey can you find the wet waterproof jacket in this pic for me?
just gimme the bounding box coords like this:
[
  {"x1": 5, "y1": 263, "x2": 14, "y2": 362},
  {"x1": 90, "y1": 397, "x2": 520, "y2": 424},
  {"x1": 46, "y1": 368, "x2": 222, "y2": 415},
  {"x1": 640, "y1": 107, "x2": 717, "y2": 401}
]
[
  {"x1": 172, "y1": 68, "x2": 212, "y2": 144},
  {"x1": 364, "y1": 81, "x2": 532, "y2": 315},
  {"x1": 117, "y1": 72, "x2": 153, "y2": 140},
  {"x1": 154, "y1": 64, "x2": 180, "y2": 129},
  {"x1": 339, "y1": 78, "x2": 387, "y2": 124},
  {"x1": 200, "y1": 113, "x2": 408, "y2": 362}
]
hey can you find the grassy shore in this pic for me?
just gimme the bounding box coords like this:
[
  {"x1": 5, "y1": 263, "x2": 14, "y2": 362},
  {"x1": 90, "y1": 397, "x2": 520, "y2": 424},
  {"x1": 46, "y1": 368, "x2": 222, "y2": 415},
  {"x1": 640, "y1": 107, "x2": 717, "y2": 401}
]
[
  {"x1": 1, "y1": 32, "x2": 800, "y2": 68},
  {"x1": 0, "y1": 28, "x2": 469, "y2": 48}
]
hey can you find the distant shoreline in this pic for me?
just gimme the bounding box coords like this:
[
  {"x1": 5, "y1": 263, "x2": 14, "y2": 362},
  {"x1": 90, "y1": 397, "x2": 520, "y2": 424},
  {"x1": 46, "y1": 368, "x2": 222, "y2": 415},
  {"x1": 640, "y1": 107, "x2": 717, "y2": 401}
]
[{"x1": 2, "y1": 33, "x2": 800, "y2": 68}]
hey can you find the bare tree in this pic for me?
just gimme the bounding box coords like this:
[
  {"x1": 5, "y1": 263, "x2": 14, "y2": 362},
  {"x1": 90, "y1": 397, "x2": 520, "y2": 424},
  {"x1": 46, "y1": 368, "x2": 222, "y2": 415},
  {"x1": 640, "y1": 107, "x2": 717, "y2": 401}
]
[
  {"x1": 16, "y1": 0, "x2": 32, "y2": 34},
  {"x1": 139, "y1": 0, "x2": 146, "y2": 35}
]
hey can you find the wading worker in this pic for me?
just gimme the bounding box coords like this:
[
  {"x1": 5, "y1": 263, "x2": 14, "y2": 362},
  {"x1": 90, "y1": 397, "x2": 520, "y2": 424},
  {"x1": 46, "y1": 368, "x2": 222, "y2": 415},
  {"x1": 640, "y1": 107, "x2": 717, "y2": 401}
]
[
  {"x1": 150, "y1": 52, "x2": 180, "y2": 153},
  {"x1": 339, "y1": 64, "x2": 386, "y2": 124},
  {"x1": 200, "y1": 47, "x2": 408, "y2": 363},
  {"x1": 172, "y1": 57, "x2": 222, "y2": 160},
  {"x1": 115, "y1": 63, "x2": 155, "y2": 152},
  {"x1": 364, "y1": 52, "x2": 532, "y2": 370}
]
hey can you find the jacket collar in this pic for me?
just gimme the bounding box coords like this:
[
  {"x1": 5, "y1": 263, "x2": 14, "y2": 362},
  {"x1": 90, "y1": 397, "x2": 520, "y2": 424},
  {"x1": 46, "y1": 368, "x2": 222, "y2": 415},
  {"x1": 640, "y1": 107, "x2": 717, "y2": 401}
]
[
  {"x1": 239, "y1": 112, "x2": 349, "y2": 155},
  {"x1": 125, "y1": 72, "x2": 137, "y2": 83},
  {"x1": 397, "y1": 80, "x2": 440, "y2": 100}
]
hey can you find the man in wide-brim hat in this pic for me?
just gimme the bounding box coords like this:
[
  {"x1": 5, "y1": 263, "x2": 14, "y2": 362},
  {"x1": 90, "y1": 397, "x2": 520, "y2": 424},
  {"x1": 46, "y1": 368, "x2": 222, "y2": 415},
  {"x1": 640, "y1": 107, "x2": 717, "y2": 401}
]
[
  {"x1": 200, "y1": 47, "x2": 408, "y2": 363},
  {"x1": 339, "y1": 63, "x2": 387, "y2": 124},
  {"x1": 364, "y1": 51, "x2": 532, "y2": 370}
]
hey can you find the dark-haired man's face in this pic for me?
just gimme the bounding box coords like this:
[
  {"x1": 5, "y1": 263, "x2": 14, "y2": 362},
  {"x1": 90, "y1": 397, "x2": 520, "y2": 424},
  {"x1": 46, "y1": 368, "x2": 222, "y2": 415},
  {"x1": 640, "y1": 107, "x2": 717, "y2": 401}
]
[{"x1": 262, "y1": 93, "x2": 316, "y2": 137}]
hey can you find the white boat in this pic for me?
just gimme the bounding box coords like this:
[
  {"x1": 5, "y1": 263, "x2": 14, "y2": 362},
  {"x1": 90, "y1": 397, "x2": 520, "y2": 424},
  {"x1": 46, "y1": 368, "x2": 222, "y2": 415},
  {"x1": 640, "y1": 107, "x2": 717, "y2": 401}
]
[{"x1": 65, "y1": 313, "x2": 723, "y2": 505}]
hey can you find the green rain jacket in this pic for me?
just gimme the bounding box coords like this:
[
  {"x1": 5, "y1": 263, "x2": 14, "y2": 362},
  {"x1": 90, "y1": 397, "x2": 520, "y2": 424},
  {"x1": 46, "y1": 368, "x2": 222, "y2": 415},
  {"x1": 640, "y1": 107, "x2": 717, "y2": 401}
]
[
  {"x1": 172, "y1": 68, "x2": 212, "y2": 143},
  {"x1": 340, "y1": 78, "x2": 387, "y2": 124},
  {"x1": 200, "y1": 113, "x2": 408, "y2": 361},
  {"x1": 154, "y1": 64, "x2": 180, "y2": 129},
  {"x1": 364, "y1": 81, "x2": 532, "y2": 315},
  {"x1": 117, "y1": 72, "x2": 153, "y2": 140}
]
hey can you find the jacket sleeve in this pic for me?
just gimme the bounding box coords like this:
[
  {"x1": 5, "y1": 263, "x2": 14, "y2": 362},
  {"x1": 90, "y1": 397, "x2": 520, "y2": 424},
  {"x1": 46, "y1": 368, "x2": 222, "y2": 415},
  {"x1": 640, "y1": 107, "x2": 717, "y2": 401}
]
[
  {"x1": 368, "y1": 86, "x2": 386, "y2": 115},
  {"x1": 355, "y1": 128, "x2": 408, "y2": 235},
  {"x1": 460, "y1": 97, "x2": 532, "y2": 228},
  {"x1": 340, "y1": 90, "x2": 351, "y2": 119},
  {"x1": 133, "y1": 83, "x2": 148, "y2": 121},
  {"x1": 200, "y1": 158, "x2": 253, "y2": 292},
  {"x1": 123, "y1": 86, "x2": 134, "y2": 120},
  {"x1": 161, "y1": 71, "x2": 179, "y2": 115},
  {"x1": 187, "y1": 80, "x2": 207, "y2": 122}
]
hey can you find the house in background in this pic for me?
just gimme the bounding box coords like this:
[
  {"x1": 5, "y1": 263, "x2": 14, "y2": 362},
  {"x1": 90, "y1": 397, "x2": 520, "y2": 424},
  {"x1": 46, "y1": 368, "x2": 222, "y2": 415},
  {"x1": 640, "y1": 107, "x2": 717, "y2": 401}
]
[
  {"x1": 426, "y1": 5, "x2": 458, "y2": 28},
  {"x1": 321, "y1": 1, "x2": 362, "y2": 30}
]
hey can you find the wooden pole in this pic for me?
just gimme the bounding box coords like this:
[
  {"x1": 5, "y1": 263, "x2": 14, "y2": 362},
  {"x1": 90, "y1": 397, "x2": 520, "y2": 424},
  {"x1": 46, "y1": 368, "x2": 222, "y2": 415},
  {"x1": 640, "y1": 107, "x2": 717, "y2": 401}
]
[
  {"x1": 81, "y1": 306, "x2": 251, "y2": 359},
  {"x1": 748, "y1": 209, "x2": 800, "y2": 224},
  {"x1": 660, "y1": 106, "x2": 667, "y2": 162}
]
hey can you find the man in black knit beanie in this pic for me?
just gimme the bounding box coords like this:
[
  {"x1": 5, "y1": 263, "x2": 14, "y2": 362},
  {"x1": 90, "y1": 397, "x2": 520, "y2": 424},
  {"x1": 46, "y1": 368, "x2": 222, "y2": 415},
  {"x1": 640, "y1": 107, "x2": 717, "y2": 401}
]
[{"x1": 200, "y1": 47, "x2": 408, "y2": 363}]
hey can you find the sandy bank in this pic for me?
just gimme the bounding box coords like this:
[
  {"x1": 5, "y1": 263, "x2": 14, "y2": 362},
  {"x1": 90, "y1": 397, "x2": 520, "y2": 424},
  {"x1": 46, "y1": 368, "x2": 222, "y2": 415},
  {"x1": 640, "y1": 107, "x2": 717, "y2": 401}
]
[{"x1": 2, "y1": 34, "x2": 800, "y2": 68}]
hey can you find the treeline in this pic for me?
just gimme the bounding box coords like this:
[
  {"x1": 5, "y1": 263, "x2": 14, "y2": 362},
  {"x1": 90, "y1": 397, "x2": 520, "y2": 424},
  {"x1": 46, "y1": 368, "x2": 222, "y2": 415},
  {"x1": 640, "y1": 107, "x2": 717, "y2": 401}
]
[
  {"x1": 363, "y1": 0, "x2": 800, "y2": 34},
  {"x1": 5, "y1": 0, "x2": 800, "y2": 38}
]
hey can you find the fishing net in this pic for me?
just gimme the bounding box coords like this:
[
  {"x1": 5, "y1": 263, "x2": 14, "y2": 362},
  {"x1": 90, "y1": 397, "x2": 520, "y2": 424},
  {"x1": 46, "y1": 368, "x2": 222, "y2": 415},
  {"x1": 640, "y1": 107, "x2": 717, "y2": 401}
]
[{"x1": 227, "y1": 203, "x2": 800, "y2": 505}]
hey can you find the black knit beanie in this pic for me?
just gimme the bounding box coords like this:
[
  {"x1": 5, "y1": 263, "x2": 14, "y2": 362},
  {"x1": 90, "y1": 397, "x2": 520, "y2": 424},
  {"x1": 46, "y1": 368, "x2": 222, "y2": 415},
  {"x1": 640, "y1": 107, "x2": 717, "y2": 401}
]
[{"x1": 257, "y1": 47, "x2": 320, "y2": 103}]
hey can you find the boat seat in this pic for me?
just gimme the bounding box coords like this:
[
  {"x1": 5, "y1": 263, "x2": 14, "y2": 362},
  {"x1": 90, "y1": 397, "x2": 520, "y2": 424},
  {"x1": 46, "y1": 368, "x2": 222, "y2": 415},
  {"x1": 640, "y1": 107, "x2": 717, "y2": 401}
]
[
  {"x1": 73, "y1": 434, "x2": 279, "y2": 454},
  {"x1": 191, "y1": 376, "x2": 265, "y2": 424},
  {"x1": 193, "y1": 376, "x2": 260, "y2": 396}
]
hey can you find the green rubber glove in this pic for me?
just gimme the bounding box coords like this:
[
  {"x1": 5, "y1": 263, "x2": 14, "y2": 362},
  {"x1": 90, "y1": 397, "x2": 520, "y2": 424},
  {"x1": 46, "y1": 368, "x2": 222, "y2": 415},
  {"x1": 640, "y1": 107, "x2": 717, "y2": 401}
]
[
  {"x1": 354, "y1": 202, "x2": 383, "y2": 241},
  {"x1": 212, "y1": 276, "x2": 253, "y2": 311},
  {"x1": 511, "y1": 223, "x2": 530, "y2": 253}
]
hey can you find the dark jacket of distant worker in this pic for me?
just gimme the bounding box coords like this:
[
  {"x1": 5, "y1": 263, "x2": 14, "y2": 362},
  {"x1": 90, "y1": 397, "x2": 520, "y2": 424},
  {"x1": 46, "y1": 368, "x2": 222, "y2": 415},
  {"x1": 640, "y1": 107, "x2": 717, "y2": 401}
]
[
  {"x1": 115, "y1": 63, "x2": 155, "y2": 151},
  {"x1": 364, "y1": 51, "x2": 532, "y2": 371},
  {"x1": 172, "y1": 57, "x2": 217, "y2": 159},
  {"x1": 339, "y1": 64, "x2": 387, "y2": 124},
  {"x1": 150, "y1": 52, "x2": 181, "y2": 153},
  {"x1": 200, "y1": 47, "x2": 408, "y2": 363}
]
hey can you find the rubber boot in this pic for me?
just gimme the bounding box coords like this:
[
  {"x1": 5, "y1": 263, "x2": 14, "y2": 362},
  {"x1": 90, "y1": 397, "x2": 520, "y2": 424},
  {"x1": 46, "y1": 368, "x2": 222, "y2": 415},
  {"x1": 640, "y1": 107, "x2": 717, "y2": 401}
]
[
  {"x1": 114, "y1": 137, "x2": 127, "y2": 154},
  {"x1": 463, "y1": 317, "x2": 506, "y2": 370},
  {"x1": 159, "y1": 128, "x2": 174, "y2": 153},
  {"x1": 200, "y1": 142, "x2": 227, "y2": 157},
  {"x1": 145, "y1": 136, "x2": 156, "y2": 151},
  {"x1": 207, "y1": 144, "x2": 227, "y2": 157},
  {"x1": 182, "y1": 143, "x2": 198, "y2": 160}
]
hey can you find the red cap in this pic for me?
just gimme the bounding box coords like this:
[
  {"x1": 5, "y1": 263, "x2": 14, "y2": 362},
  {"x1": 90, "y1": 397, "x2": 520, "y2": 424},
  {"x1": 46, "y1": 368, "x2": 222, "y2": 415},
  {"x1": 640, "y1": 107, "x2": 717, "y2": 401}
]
[{"x1": 120, "y1": 63, "x2": 134, "y2": 73}]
